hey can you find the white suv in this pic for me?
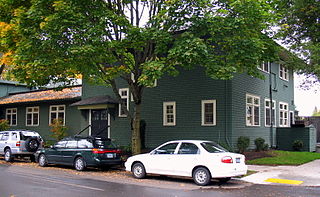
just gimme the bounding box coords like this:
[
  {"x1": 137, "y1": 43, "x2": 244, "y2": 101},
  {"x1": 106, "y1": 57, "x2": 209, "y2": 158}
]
[{"x1": 0, "y1": 130, "x2": 43, "y2": 162}]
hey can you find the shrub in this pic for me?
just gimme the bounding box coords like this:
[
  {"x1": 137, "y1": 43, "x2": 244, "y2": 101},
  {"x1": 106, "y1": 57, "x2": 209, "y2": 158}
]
[
  {"x1": 50, "y1": 119, "x2": 68, "y2": 141},
  {"x1": 292, "y1": 140, "x2": 304, "y2": 151},
  {"x1": 237, "y1": 136, "x2": 250, "y2": 153},
  {"x1": 0, "y1": 119, "x2": 9, "y2": 131},
  {"x1": 263, "y1": 143, "x2": 269, "y2": 151},
  {"x1": 254, "y1": 137, "x2": 266, "y2": 152}
]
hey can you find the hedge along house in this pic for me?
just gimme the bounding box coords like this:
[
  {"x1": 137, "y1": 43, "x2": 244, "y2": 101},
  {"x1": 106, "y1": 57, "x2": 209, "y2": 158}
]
[
  {"x1": 73, "y1": 62, "x2": 294, "y2": 149},
  {"x1": 0, "y1": 86, "x2": 82, "y2": 141}
]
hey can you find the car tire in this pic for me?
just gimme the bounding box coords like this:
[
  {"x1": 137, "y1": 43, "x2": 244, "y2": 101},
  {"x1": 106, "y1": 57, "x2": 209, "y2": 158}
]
[
  {"x1": 218, "y1": 177, "x2": 231, "y2": 184},
  {"x1": 132, "y1": 162, "x2": 146, "y2": 179},
  {"x1": 38, "y1": 154, "x2": 48, "y2": 167},
  {"x1": 74, "y1": 157, "x2": 86, "y2": 171},
  {"x1": 4, "y1": 148, "x2": 13, "y2": 162},
  {"x1": 25, "y1": 137, "x2": 40, "y2": 152},
  {"x1": 193, "y1": 167, "x2": 211, "y2": 186}
]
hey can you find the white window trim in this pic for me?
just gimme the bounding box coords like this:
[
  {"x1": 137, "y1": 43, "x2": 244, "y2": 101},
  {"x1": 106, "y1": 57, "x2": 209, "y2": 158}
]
[
  {"x1": 290, "y1": 111, "x2": 295, "y2": 126},
  {"x1": 26, "y1": 106, "x2": 40, "y2": 126},
  {"x1": 163, "y1": 101, "x2": 176, "y2": 126},
  {"x1": 258, "y1": 61, "x2": 270, "y2": 73},
  {"x1": 264, "y1": 99, "x2": 276, "y2": 127},
  {"x1": 49, "y1": 105, "x2": 66, "y2": 126},
  {"x1": 279, "y1": 102, "x2": 289, "y2": 127},
  {"x1": 279, "y1": 64, "x2": 289, "y2": 81},
  {"x1": 118, "y1": 88, "x2": 129, "y2": 117},
  {"x1": 6, "y1": 108, "x2": 17, "y2": 126},
  {"x1": 246, "y1": 94, "x2": 260, "y2": 127},
  {"x1": 201, "y1": 100, "x2": 216, "y2": 126}
]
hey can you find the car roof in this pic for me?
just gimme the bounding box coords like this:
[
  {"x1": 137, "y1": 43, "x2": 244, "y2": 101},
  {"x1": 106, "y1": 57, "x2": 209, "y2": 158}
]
[{"x1": 164, "y1": 140, "x2": 214, "y2": 144}]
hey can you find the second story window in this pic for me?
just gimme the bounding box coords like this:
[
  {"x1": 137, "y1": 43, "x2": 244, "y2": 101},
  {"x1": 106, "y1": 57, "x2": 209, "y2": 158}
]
[
  {"x1": 163, "y1": 102, "x2": 176, "y2": 126},
  {"x1": 258, "y1": 62, "x2": 270, "y2": 73},
  {"x1": 246, "y1": 94, "x2": 260, "y2": 126},
  {"x1": 279, "y1": 64, "x2": 289, "y2": 81},
  {"x1": 6, "y1": 108, "x2": 17, "y2": 126},
  {"x1": 50, "y1": 105, "x2": 65, "y2": 125},
  {"x1": 119, "y1": 88, "x2": 129, "y2": 117},
  {"x1": 26, "y1": 107, "x2": 39, "y2": 126}
]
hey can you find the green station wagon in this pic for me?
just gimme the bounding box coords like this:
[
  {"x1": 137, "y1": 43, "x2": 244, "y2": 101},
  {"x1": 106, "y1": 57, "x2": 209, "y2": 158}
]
[{"x1": 35, "y1": 136, "x2": 122, "y2": 171}]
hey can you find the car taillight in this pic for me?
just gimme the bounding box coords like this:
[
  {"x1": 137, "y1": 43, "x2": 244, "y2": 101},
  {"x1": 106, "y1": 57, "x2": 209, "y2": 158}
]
[
  {"x1": 92, "y1": 149, "x2": 122, "y2": 154},
  {"x1": 16, "y1": 141, "x2": 21, "y2": 147},
  {"x1": 221, "y1": 156, "x2": 233, "y2": 163}
]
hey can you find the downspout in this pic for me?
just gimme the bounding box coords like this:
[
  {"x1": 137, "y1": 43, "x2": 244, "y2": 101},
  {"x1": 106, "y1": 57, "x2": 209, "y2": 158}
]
[
  {"x1": 225, "y1": 80, "x2": 232, "y2": 150},
  {"x1": 269, "y1": 65, "x2": 274, "y2": 147}
]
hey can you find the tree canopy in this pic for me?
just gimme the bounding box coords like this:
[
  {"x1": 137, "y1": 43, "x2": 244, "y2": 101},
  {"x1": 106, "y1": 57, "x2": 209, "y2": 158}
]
[{"x1": 0, "y1": 0, "x2": 290, "y2": 153}]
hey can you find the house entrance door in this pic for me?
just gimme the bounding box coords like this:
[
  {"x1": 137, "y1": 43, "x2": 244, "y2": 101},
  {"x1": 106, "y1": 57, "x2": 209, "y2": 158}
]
[{"x1": 91, "y1": 109, "x2": 109, "y2": 138}]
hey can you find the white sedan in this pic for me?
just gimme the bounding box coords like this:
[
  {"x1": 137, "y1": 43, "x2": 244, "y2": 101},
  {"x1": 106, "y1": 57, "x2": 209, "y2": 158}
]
[{"x1": 125, "y1": 140, "x2": 248, "y2": 186}]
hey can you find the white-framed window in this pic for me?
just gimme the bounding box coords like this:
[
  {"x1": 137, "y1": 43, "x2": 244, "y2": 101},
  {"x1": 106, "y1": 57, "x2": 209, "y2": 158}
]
[
  {"x1": 279, "y1": 64, "x2": 289, "y2": 81},
  {"x1": 201, "y1": 100, "x2": 216, "y2": 126},
  {"x1": 49, "y1": 105, "x2": 65, "y2": 125},
  {"x1": 26, "y1": 107, "x2": 39, "y2": 126},
  {"x1": 163, "y1": 101, "x2": 176, "y2": 126},
  {"x1": 265, "y1": 99, "x2": 276, "y2": 127},
  {"x1": 290, "y1": 111, "x2": 295, "y2": 126},
  {"x1": 246, "y1": 94, "x2": 260, "y2": 126},
  {"x1": 279, "y1": 102, "x2": 289, "y2": 127},
  {"x1": 258, "y1": 62, "x2": 270, "y2": 73},
  {"x1": 6, "y1": 108, "x2": 17, "y2": 126},
  {"x1": 119, "y1": 88, "x2": 129, "y2": 117}
]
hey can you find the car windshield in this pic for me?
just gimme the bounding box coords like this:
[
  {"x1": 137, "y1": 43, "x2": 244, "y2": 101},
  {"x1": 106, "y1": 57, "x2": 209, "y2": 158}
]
[
  {"x1": 201, "y1": 142, "x2": 228, "y2": 153},
  {"x1": 93, "y1": 139, "x2": 117, "y2": 149}
]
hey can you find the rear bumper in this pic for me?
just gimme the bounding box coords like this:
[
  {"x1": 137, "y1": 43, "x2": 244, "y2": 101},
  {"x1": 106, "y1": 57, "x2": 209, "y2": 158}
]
[
  {"x1": 88, "y1": 157, "x2": 123, "y2": 166},
  {"x1": 11, "y1": 148, "x2": 34, "y2": 156},
  {"x1": 209, "y1": 165, "x2": 248, "y2": 178}
]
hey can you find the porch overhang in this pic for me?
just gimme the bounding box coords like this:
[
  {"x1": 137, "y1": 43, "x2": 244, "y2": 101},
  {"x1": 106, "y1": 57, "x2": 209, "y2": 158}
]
[{"x1": 70, "y1": 95, "x2": 118, "y2": 110}]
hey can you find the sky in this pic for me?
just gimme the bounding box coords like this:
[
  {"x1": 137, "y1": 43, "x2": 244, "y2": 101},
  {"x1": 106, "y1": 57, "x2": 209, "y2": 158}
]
[{"x1": 294, "y1": 74, "x2": 320, "y2": 116}]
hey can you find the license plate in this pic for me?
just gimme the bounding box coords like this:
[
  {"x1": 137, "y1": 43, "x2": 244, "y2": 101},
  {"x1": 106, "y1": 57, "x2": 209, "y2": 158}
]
[
  {"x1": 106, "y1": 153, "x2": 114, "y2": 158},
  {"x1": 236, "y1": 158, "x2": 241, "y2": 163}
]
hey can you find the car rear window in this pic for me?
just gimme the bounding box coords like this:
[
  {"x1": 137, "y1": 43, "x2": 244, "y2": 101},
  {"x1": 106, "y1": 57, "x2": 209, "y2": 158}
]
[
  {"x1": 93, "y1": 140, "x2": 117, "y2": 149},
  {"x1": 201, "y1": 142, "x2": 227, "y2": 153},
  {"x1": 20, "y1": 131, "x2": 40, "y2": 140}
]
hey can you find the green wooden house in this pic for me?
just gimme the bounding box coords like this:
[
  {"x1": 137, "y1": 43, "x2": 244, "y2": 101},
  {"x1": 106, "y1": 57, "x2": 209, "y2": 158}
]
[{"x1": 71, "y1": 62, "x2": 294, "y2": 149}]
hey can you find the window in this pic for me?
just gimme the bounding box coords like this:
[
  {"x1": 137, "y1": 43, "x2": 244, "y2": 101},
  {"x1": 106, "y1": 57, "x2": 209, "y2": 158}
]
[
  {"x1": 49, "y1": 105, "x2": 65, "y2": 125},
  {"x1": 6, "y1": 108, "x2": 17, "y2": 126},
  {"x1": 178, "y1": 143, "x2": 199, "y2": 154},
  {"x1": 279, "y1": 102, "x2": 289, "y2": 127},
  {"x1": 119, "y1": 88, "x2": 129, "y2": 117},
  {"x1": 54, "y1": 140, "x2": 67, "y2": 148},
  {"x1": 78, "y1": 139, "x2": 93, "y2": 148},
  {"x1": 246, "y1": 94, "x2": 260, "y2": 126},
  {"x1": 154, "y1": 143, "x2": 179, "y2": 154},
  {"x1": 279, "y1": 64, "x2": 289, "y2": 81},
  {"x1": 26, "y1": 107, "x2": 39, "y2": 126},
  {"x1": 1, "y1": 132, "x2": 9, "y2": 141},
  {"x1": 265, "y1": 99, "x2": 276, "y2": 127},
  {"x1": 66, "y1": 140, "x2": 78, "y2": 149},
  {"x1": 163, "y1": 102, "x2": 176, "y2": 126},
  {"x1": 290, "y1": 111, "x2": 295, "y2": 126},
  {"x1": 201, "y1": 100, "x2": 216, "y2": 126},
  {"x1": 258, "y1": 62, "x2": 270, "y2": 73}
]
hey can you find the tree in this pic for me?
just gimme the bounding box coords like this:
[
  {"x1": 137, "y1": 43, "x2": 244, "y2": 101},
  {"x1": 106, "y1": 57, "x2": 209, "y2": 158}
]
[
  {"x1": 276, "y1": 0, "x2": 320, "y2": 85},
  {"x1": 312, "y1": 106, "x2": 320, "y2": 116},
  {"x1": 0, "y1": 0, "x2": 286, "y2": 154}
]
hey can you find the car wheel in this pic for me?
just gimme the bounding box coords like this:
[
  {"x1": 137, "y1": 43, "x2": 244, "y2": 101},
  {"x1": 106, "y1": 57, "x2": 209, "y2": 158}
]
[
  {"x1": 218, "y1": 177, "x2": 231, "y2": 184},
  {"x1": 132, "y1": 162, "x2": 146, "y2": 179},
  {"x1": 74, "y1": 157, "x2": 86, "y2": 171},
  {"x1": 25, "y1": 137, "x2": 40, "y2": 152},
  {"x1": 4, "y1": 148, "x2": 13, "y2": 162},
  {"x1": 38, "y1": 154, "x2": 48, "y2": 167},
  {"x1": 193, "y1": 167, "x2": 211, "y2": 186}
]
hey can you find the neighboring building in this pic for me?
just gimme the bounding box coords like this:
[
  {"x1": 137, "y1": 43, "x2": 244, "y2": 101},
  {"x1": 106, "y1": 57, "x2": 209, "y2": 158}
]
[
  {"x1": 0, "y1": 79, "x2": 31, "y2": 97},
  {"x1": 72, "y1": 62, "x2": 294, "y2": 149},
  {"x1": 0, "y1": 86, "x2": 82, "y2": 141}
]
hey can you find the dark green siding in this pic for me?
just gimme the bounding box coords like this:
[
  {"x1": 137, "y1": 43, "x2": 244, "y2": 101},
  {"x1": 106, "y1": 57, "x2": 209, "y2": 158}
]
[{"x1": 3, "y1": 101, "x2": 82, "y2": 141}]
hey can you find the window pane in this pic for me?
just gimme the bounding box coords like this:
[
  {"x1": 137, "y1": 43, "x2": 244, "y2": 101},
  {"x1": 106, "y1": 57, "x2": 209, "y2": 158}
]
[
  {"x1": 51, "y1": 107, "x2": 57, "y2": 111},
  {"x1": 34, "y1": 114, "x2": 39, "y2": 125},
  {"x1": 156, "y1": 143, "x2": 178, "y2": 154},
  {"x1": 254, "y1": 106, "x2": 259, "y2": 125},
  {"x1": 178, "y1": 143, "x2": 199, "y2": 154},
  {"x1": 59, "y1": 106, "x2": 65, "y2": 111}
]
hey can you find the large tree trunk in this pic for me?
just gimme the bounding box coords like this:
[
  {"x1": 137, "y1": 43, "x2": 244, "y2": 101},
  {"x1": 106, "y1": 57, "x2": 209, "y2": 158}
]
[{"x1": 132, "y1": 103, "x2": 141, "y2": 155}]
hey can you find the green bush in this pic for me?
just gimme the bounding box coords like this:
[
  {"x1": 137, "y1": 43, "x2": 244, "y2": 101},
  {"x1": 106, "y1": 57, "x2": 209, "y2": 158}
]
[
  {"x1": 50, "y1": 119, "x2": 68, "y2": 141},
  {"x1": 0, "y1": 119, "x2": 9, "y2": 131},
  {"x1": 292, "y1": 140, "x2": 303, "y2": 151},
  {"x1": 254, "y1": 137, "x2": 266, "y2": 152},
  {"x1": 237, "y1": 136, "x2": 250, "y2": 153}
]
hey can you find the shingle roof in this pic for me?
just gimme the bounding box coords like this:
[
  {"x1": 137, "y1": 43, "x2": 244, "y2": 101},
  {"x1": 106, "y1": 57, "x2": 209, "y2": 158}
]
[
  {"x1": 0, "y1": 86, "x2": 81, "y2": 105},
  {"x1": 70, "y1": 95, "x2": 118, "y2": 106}
]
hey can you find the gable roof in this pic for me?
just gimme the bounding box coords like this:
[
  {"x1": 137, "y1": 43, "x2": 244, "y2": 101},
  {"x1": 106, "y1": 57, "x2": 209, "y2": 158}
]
[{"x1": 0, "y1": 86, "x2": 81, "y2": 105}]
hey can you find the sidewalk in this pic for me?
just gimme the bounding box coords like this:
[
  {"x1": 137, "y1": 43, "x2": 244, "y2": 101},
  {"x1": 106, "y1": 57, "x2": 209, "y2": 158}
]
[{"x1": 241, "y1": 159, "x2": 320, "y2": 186}]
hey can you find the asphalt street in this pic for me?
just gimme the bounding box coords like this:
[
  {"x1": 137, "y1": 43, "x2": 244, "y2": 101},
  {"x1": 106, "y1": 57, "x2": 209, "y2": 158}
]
[{"x1": 0, "y1": 164, "x2": 319, "y2": 197}]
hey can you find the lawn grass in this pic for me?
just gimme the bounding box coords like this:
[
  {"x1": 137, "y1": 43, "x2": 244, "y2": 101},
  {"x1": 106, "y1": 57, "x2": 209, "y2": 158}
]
[{"x1": 246, "y1": 150, "x2": 320, "y2": 165}]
